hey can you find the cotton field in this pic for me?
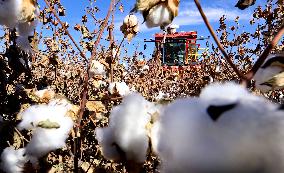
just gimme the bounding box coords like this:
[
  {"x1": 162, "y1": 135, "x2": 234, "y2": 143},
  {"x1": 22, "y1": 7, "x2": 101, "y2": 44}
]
[{"x1": 0, "y1": 0, "x2": 283, "y2": 173}]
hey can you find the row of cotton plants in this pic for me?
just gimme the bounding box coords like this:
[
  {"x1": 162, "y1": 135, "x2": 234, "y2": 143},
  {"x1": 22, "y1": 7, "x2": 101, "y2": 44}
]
[{"x1": 96, "y1": 81, "x2": 284, "y2": 173}]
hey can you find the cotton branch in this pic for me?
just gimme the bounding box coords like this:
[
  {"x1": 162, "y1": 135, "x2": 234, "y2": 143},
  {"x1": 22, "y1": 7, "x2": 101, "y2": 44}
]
[
  {"x1": 43, "y1": 0, "x2": 88, "y2": 62},
  {"x1": 193, "y1": 0, "x2": 245, "y2": 80},
  {"x1": 245, "y1": 23, "x2": 284, "y2": 80}
]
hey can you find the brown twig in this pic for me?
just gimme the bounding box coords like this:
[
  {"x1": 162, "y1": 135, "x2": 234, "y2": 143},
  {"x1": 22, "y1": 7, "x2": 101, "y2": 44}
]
[
  {"x1": 43, "y1": 0, "x2": 88, "y2": 62},
  {"x1": 193, "y1": 0, "x2": 245, "y2": 80},
  {"x1": 245, "y1": 23, "x2": 284, "y2": 80},
  {"x1": 77, "y1": 0, "x2": 115, "y2": 127},
  {"x1": 74, "y1": 0, "x2": 115, "y2": 171}
]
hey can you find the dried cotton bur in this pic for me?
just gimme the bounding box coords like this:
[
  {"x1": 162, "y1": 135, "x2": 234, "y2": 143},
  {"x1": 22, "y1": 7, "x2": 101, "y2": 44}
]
[
  {"x1": 120, "y1": 14, "x2": 139, "y2": 42},
  {"x1": 254, "y1": 53, "x2": 284, "y2": 92},
  {"x1": 235, "y1": 0, "x2": 256, "y2": 10},
  {"x1": 0, "y1": 0, "x2": 39, "y2": 52},
  {"x1": 152, "y1": 82, "x2": 284, "y2": 173},
  {"x1": 131, "y1": 0, "x2": 179, "y2": 29}
]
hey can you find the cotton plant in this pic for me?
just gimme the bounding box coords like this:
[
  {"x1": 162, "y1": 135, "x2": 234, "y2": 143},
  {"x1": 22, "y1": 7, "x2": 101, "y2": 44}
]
[
  {"x1": 0, "y1": 0, "x2": 39, "y2": 52},
  {"x1": 152, "y1": 82, "x2": 284, "y2": 173},
  {"x1": 95, "y1": 93, "x2": 160, "y2": 163},
  {"x1": 108, "y1": 81, "x2": 130, "y2": 96}
]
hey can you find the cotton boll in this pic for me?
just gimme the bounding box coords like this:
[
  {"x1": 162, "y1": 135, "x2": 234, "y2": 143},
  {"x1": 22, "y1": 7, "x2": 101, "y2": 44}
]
[
  {"x1": 155, "y1": 91, "x2": 169, "y2": 101},
  {"x1": 123, "y1": 14, "x2": 138, "y2": 27},
  {"x1": 108, "y1": 82, "x2": 130, "y2": 96},
  {"x1": 0, "y1": 0, "x2": 38, "y2": 52},
  {"x1": 254, "y1": 54, "x2": 284, "y2": 92},
  {"x1": 141, "y1": 65, "x2": 149, "y2": 71},
  {"x1": 17, "y1": 103, "x2": 74, "y2": 165},
  {"x1": 17, "y1": 104, "x2": 69, "y2": 130},
  {"x1": 146, "y1": 3, "x2": 172, "y2": 28},
  {"x1": 1, "y1": 147, "x2": 28, "y2": 173},
  {"x1": 156, "y1": 98, "x2": 219, "y2": 173},
  {"x1": 155, "y1": 83, "x2": 284, "y2": 173},
  {"x1": 16, "y1": 19, "x2": 38, "y2": 52},
  {"x1": 25, "y1": 116, "x2": 73, "y2": 161},
  {"x1": 254, "y1": 66, "x2": 283, "y2": 92},
  {"x1": 199, "y1": 82, "x2": 265, "y2": 105},
  {"x1": 89, "y1": 60, "x2": 106, "y2": 78},
  {"x1": 96, "y1": 93, "x2": 153, "y2": 162},
  {"x1": 132, "y1": 0, "x2": 179, "y2": 29},
  {"x1": 120, "y1": 14, "x2": 139, "y2": 41},
  {"x1": 95, "y1": 127, "x2": 120, "y2": 161}
]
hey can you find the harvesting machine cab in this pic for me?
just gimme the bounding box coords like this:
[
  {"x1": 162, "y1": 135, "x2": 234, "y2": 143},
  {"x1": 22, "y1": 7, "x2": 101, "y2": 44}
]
[{"x1": 145, "y1": 25, "x2": 209, "y2": 72}]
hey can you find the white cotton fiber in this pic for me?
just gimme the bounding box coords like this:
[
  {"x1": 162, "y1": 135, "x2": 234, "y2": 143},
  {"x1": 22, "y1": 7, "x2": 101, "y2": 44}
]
[
  {"x1": 17, "y1": 104, "x2": 70, "y2": 130},
  {"x1": 95, "y1": 127, "x2": 120, "y2": 160},
  {"x1": 16, "y1": 19, "x2": 38, "y2": 52},
  {"x1": 17, "y1": 102, "x2": 74, "y2": 164},
  {"x1": 96, "y1": 93, "x2": 155, "y2": 162},
  {"x1": 0, "y1": 147, "x2": 28, "y2": 173},
  {"x1": 89, "y1": 60, "x2": 106, "y2": 77},
  {"x1": 200, "y1": 82, "x2": 275, "y2": 106},
  {"x1": 25, "y1": 118, "x2": 73, "y2": 160},
  {"x1": 155, "y1": 82, "x2": 284, "y2": 173},
  {"x1": 146, "y1": 3, "x2": 171, "y2": 28},
  {"x1": 108, "y1": 82, "x2": 130, "y2": 96}
]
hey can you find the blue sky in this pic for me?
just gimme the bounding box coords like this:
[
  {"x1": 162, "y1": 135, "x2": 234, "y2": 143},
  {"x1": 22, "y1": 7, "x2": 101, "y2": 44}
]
[{"x1": 31, "y1": 0, "x2": 267, "y2": 59}]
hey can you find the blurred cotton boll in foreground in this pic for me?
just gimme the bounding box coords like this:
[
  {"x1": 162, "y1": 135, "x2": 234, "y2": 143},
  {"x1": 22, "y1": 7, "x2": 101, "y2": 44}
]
[
  {"x1": 17, "y1": 100, "x2": 74, "y2": 165},
  {"x1": 145, "y1": 3, "x2": 171, "y2": 28},
  {"x1": 108, "y1": 82, "x2": 130, "y2": 96},
  {"x1": 154, "y1": 82, "x2": 284, "y2": 173},
  {"x1": 0, "y1": 147, "x2": 28, "y2": 173},
  {"x1": 131, "y1": 0, "x2": 179, "y2": 29},
  {"x1": 0, "y1": 0, "x2": 39, "y2": 52},
  {"x1": 95, "y1": 93, "x2": 158, "y2": 163},
  {"x1": 254, "y1": 53, "x2": 284, "y2": 92}
]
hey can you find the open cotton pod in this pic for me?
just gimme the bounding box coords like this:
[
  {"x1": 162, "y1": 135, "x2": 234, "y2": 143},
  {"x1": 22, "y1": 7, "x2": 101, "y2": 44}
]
[
  {"x1": 0, "y1": 0, "x2": 39, "y2": 52},
  {"x1": 120, "y1": 14, "x2": 139, "y2": 42},
  {"x1": 254, "y1": 53, "x2": 284, "y2": 92},
  {"x1": 131, "y1": 0, "x2": 179, "y2": 29},
  {"x1": 95, "y1": 93, "x2": 160, "y2": 172}
]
